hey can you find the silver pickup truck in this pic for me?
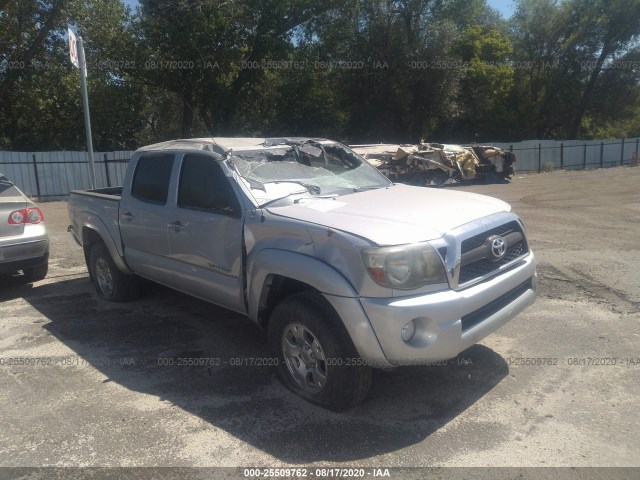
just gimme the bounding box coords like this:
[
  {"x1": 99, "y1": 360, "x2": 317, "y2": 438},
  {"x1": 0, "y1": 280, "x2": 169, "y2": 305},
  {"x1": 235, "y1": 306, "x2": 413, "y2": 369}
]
[{"x1": 68, "y1": 137, "x2": 537, "y2": 410}]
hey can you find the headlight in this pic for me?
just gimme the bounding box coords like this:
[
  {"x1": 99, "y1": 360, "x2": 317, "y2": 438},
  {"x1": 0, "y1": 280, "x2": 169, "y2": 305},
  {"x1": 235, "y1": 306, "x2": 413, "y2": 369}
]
[{"x1": 361, "y1": 243, "x2": 447, "y2": 289}]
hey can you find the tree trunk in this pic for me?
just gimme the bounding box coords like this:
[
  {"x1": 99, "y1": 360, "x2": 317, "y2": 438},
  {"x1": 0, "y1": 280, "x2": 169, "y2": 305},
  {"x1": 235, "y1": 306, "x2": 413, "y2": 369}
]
[
  {"x1": 569, "y1": 41, "x2": 611, "y2": 138},
  {"x1": 181, "y1": 93, "x2": 193, "y2": 139}
]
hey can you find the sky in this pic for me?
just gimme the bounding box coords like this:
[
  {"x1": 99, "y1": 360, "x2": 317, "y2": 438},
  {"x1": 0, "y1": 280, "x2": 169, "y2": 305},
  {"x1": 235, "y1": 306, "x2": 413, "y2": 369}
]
[
  {"x1": 122, "y1": 0, "x2": 516, "y2": 18},
  {"x1": 487, "y1": 0, "x2": 516, "y2": 18}
]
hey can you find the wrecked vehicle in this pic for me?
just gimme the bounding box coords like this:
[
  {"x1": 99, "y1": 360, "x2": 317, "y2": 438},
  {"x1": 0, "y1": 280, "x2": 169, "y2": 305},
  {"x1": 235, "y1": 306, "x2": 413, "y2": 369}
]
[
  {"x1": 68, "y1": 137, "x2": 536, "y2": 410},
  {"x1": 351, "y1": 143, "x2": 516, "y2": 186}
]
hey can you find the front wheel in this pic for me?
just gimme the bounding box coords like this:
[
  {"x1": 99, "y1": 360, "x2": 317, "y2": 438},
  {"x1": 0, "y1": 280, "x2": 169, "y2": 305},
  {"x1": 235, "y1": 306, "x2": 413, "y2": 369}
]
[
  {"x1": 89, "y1": 243, "x2": 140, "y2": 302},
  {"x1": 268, "y1": 292, "x2": 372, "y2": 411}
]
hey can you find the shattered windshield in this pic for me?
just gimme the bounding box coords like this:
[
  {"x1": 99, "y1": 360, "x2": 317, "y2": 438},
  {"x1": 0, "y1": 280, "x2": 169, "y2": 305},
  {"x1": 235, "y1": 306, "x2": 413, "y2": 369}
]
[{"x1": 229, "y1": 141, "x2": 391, "y2": 206}]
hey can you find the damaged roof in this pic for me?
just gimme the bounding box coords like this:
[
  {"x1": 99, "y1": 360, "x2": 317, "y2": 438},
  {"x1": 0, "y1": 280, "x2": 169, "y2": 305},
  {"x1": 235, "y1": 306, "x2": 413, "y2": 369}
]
[{"x1": 137, "y1": 137, "x2": 335, "y2": 154}]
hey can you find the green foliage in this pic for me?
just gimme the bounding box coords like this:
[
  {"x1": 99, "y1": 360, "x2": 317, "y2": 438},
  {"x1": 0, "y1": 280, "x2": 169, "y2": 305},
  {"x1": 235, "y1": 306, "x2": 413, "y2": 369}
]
[
  {"x1": 0, "y1": 0, "x2": 639, "y2": 150},
  {"x1": 448, "y1": 25, "x2": 515, "y2": 141}
]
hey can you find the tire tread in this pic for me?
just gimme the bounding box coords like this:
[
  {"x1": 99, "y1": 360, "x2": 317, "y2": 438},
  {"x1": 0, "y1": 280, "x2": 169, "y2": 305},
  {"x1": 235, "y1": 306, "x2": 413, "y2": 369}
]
[
  {"x1": 89, "y1": 243, "x2": 140, "y2": 302},
  {"x1": 269, "y1": 291, "x2": 372, "y2": 411}
]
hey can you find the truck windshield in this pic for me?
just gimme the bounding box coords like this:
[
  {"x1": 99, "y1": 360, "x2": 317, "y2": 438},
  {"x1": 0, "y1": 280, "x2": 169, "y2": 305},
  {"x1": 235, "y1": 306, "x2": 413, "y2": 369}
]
[{"x1": 230, "y1": 141, "x2": 390, "y2": 205}]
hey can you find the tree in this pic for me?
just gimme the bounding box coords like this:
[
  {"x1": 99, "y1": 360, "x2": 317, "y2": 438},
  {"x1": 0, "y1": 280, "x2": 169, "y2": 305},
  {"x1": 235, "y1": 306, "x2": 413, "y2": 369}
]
[
  {"x1": 567, "y1": 0, "x2": 640, "y2": 137},
  {"x1": 509, "y1": 0, "x2": 640, "y2": 139},
  {"x1": 0, "y1": 0, "x2": 147, "y2": 150},
  {"x1": 451, "y1": 25, "x2": 515, "y2": 141}
]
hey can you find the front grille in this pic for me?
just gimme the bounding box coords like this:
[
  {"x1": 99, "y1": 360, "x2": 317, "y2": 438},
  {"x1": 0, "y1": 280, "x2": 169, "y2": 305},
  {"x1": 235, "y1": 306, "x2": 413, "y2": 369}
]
[
  {"x1": 458, "y1": 221, "x2": 528, "y2": 285},
  {"x1": 461, "y1": 221, "x2": 520, "y2": 253}
]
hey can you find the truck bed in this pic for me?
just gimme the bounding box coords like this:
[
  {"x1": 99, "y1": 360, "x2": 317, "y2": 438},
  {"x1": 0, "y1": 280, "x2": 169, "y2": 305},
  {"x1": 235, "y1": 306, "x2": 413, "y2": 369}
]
[
  {"x1": 68, "y1": 187, "x2": 124, "y2": 259},
  {"x1": 69, "y1": 187, "x2": 123, "y2": 201}
]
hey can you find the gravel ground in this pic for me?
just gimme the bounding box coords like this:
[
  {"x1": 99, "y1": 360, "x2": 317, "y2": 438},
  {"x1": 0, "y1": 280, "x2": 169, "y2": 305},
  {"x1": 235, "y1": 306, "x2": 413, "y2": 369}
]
[{"x1": 0, "y1": 167, "x2": 638, "y2": 471}]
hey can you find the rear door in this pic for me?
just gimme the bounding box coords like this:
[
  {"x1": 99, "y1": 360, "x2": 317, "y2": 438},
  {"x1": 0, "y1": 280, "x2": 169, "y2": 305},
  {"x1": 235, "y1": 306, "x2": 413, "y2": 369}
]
[
  {"x1": 119, "y1": 153, "x2": 177, "y2": 283},
  {"x1": 165, "y1": 153, "x2": 245, "y2": 313},
  {"x1": 0, "y1": 176, "x2": 27, "y2": 239}
]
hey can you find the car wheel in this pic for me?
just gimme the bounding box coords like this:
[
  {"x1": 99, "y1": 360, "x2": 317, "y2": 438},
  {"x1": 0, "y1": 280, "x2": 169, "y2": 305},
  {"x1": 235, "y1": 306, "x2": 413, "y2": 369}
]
[
  {"x1": 268, "y1": 291, "x2": 372, "y2": 411},
  {"x1": 89, "y1": 243, "x2": 140, "y2": 302},
  {"x1": 22, "y1": 262, "x2": 48, "y2": 283}
]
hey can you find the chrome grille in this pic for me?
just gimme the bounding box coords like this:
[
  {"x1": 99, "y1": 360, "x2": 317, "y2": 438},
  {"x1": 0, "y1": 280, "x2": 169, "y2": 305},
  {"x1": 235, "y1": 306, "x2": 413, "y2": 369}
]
[
  {"x1": 461, "y1": 221, "x2": 521, "y2": 253},
  {"x1": 458, "y1": 221, "x2": 528, "y2": 285}
]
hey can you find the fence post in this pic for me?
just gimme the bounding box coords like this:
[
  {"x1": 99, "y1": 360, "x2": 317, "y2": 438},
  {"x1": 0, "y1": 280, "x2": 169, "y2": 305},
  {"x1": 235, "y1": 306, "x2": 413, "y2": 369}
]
[
  {"x1": 31, "y1": 154, "x2": 41, "y2": 199},
  {"x1": 538, "y1": 143, "x2": 542, "y2": 173},
  {"x1": 636, "y1": 138, "x2": 639, "y2": 161},
  {"x1": 600, "y1": 142, "x2": 604, "y2": 168},
  {"x1": 621, "y1": 138, "x2": 625, "y2": 165},
  {"x1": 103, "y1": 153, "x2": 111, "y2": 187},
  {"x1": 560, "y1": 143, "x2": 564, "y2": 169},
  {"x1": 583, "y1": 143, "x2": 587, "y2": 169}
]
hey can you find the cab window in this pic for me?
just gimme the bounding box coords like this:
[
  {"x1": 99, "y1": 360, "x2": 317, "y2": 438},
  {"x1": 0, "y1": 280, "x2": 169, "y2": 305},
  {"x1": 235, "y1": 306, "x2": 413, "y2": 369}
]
[
  {"x1": 130, "y1": 154, "x2": 175, "y2": 204},
  {"x1": 178, "y1": 155, "x2": 239, "y2": 214}
]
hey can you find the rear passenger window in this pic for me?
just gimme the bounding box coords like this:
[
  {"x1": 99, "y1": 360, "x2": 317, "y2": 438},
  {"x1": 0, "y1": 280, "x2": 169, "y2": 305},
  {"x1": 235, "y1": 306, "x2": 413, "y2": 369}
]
[
  {"x1": 178, "y1": 155, "x2": 239, "y2": 214},
  {"x1": 131, "y1": 155, "x2": 174, "y2": 204}
]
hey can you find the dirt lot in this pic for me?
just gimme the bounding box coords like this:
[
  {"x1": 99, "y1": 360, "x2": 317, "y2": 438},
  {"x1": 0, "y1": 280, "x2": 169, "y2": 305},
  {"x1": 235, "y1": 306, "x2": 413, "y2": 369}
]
[{"x1": 0, "y1": 167, "x2": 638, "y2": 470}]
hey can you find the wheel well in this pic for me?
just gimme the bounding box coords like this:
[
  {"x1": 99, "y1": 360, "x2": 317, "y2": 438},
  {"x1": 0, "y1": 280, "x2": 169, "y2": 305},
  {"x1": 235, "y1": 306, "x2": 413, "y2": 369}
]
[
  {"x1": 83, "y1": 228, "x2": 103, "y2": 247},
  {"x1": 82, "y1": 228, "x2": 104, "y2": 275},
  {"x1": 258, "y1": 275, "x2": 319, "y2": 327}
]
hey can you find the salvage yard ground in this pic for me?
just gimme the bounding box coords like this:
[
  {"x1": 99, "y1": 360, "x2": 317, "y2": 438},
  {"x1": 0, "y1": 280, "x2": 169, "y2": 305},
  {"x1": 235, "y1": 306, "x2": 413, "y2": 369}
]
[{"x1": 0, "y1": 167, "x2": 638, "y2": 468}]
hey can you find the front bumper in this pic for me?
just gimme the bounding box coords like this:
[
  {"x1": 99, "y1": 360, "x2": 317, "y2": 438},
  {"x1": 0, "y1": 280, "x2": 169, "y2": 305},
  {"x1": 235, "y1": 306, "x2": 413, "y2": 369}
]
[
  {"x1": 327, "y1": 252, "x2": 536, "y2": 367},
  {"x1": 0, "y1": 225, "x2": 49, "y2": 274}
]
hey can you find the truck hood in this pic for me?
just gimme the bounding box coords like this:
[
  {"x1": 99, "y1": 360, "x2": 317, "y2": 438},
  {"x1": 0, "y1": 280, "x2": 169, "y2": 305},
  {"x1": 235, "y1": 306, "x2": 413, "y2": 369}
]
[{"x1": 267, "y1": 183, "x2": 510, "y2": 245}]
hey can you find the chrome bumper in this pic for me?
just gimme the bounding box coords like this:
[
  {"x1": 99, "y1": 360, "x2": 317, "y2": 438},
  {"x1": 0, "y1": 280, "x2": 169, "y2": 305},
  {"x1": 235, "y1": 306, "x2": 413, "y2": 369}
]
[
  {"x1": 354, "y1": 252, "x2": 537, "y2": 366},
  {"x1": 0, "y1": 224, "x2": 49, "y2": 272}
]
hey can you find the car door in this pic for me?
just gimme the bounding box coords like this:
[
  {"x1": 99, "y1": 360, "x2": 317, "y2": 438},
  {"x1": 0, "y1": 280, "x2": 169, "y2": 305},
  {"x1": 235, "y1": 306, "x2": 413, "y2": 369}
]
[
  {"x1": 166, "y1": 153, "x2": 245, "y2": 313},
  {"x1": 119, "y1": 153, "x2": 177, "y2": 284}
]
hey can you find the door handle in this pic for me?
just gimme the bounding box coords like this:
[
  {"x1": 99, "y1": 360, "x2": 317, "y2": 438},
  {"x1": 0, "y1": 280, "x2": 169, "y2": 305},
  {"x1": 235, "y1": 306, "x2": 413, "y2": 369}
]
[
  {"x1": 121, "y1": 212, "x2": 133, "y2": 222},
  {"x1": 168, "y1": 221, "x2": 186, "y2": 232}
]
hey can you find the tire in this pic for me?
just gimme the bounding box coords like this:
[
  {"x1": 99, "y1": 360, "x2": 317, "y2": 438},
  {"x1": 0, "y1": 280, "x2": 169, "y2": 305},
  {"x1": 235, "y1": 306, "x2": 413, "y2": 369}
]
[
  {"x1": 268, "y1": 291, "x2": 372, "y2": 411},
  {"x1": 89, "y1": 243, "x2": 140, "y2": 302},
  {"x1": 22, "y1": 262, "x2": 48, "y2": 283}
]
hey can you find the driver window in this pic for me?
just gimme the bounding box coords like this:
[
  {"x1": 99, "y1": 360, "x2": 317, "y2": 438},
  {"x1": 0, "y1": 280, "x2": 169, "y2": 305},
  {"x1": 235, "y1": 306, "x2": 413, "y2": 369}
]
[{"x1": 178, "y1": 155, "x2": 239, "y2": 214}]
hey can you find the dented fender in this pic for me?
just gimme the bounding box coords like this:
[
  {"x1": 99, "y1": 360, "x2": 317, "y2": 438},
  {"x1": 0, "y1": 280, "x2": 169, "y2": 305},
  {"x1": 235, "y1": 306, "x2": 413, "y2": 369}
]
[{"x1": 247, "y1": 248, "x2": 358, "y2": 322}]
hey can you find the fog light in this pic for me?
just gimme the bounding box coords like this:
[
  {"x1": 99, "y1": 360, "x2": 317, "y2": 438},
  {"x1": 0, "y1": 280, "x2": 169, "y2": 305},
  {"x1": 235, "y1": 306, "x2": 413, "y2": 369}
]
[{"x1": 401, "y1": 320, "x2": 416, "y2": 342}]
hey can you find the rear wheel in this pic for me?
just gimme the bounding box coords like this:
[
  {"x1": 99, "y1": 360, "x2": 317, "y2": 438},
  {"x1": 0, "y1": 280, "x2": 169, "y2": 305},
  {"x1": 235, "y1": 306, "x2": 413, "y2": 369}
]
[
  {"x1": 22, "y1": 262, "x2": 48, "y2": 283},
  {"x1": 89, "y1": 243, "x2": 140, "y2": 302},
  {"x1": 268, "y1": 292, "x2": 372, "y2": 411}
]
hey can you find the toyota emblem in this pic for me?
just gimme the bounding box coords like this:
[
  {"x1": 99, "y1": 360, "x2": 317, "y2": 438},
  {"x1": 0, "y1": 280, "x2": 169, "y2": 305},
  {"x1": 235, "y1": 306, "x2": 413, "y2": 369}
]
[{"x1": 490, "y1": 236, "x2": 507, "y2": 259}]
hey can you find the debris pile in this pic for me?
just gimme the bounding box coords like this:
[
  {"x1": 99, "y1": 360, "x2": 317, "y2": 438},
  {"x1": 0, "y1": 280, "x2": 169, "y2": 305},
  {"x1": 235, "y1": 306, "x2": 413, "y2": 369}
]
[{"x1": 351, "y1": 142, "x2": 516, "y2": 186}]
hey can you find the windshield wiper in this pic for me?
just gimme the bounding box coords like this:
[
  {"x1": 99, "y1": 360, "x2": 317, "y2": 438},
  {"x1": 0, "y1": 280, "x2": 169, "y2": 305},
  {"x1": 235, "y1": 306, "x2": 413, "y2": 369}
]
[
  {"x1": 352, "y1": 184, "x2": 388, "y2": 192},
  {"x1": 293, "y1": 194, "x2": 338, "y2": 204},
  {"x1": 258, "y1": 190, "x2": 308, "y2": 208},
  {"x1": 257, "y1": 181, "x2": 322, "y2": 208}
]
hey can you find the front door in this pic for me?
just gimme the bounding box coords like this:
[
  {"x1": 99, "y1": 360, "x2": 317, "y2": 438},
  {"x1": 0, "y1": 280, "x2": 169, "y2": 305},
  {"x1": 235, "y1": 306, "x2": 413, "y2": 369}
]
[{"x1": 166, "y1": 154, "x2": 245, "y2": 313}]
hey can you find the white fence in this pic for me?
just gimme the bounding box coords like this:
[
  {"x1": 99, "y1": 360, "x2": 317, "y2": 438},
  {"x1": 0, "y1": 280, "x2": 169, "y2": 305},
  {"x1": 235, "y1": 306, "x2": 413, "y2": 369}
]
[
  {"x1": 0, "y1": 138, "x2": 638, "y2": 199},
  {"x1": 469, "y1": 138, "x2": 639, "y2": 173},
  {"x1": 0, "y1": 151, "x2": 133, "y2": 200}
]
